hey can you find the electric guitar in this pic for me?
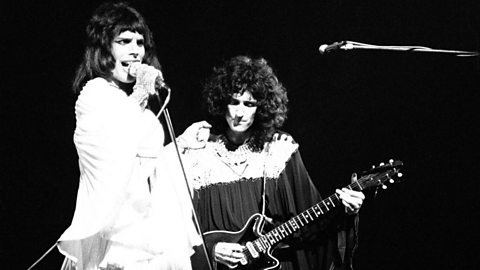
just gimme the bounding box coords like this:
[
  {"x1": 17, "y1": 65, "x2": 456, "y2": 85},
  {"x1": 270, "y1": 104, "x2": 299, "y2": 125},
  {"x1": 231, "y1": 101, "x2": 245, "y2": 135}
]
[{"x1": 202, "y1": 159, "x2": 403, "y2": 270}]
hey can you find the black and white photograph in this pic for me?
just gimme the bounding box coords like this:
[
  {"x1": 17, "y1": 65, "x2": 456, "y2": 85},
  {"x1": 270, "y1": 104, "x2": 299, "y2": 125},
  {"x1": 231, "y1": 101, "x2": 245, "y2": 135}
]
[{"x1": 2, "y1": 1, "x2": 479, "y2": 269}]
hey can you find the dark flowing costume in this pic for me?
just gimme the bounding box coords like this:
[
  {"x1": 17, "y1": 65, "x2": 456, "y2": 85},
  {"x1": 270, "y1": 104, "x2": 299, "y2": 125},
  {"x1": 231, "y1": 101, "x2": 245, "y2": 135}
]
[{"x1": 183, "y1": 133, "x2": 358, "y2": 270}]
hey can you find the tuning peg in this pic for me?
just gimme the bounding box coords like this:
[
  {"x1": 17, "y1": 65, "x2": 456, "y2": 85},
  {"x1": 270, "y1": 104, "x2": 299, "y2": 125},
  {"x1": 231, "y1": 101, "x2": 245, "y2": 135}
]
[
  {"x1": 389, "y1": 179, "x2": 395, "y2": 184},
  {"x1": 398, "y1": 173, "x2": 403, "y2": 178},
  {"x1": 389, "y1": 159, "x2": 394, "y2": 164},
  {"x1": 371, "y1": 165, "x2": 376, "y2": 169},
  {"x1": 379, "y1": 162, "x2": 385, "y2": 166},
  {"x1": 382, "y1": 185, "x2": 388, "y2": 189}
]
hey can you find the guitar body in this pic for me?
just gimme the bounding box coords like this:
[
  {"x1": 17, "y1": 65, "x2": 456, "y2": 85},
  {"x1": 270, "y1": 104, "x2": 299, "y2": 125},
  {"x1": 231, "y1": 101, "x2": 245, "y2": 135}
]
[
  {"x1": 203, "y1": 213, "x2": 280, "y2": 270},
  {"x1": 199, "y1": 160, "x2": 403, "y2": 270}
]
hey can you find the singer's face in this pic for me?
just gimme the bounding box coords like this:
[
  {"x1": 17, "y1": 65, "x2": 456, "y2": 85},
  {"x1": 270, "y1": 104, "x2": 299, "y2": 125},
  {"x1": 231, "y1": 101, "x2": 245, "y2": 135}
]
[
  {"x1": 225, "y1": 91, "x2": 258, "y2": 134},
  {"x1": 110, "y1": 31, "x2": 145, "y2": 84}
]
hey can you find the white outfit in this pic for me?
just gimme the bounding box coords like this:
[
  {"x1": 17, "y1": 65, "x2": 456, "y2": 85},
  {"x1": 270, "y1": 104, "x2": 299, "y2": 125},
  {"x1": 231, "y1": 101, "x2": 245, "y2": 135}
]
[{"x1": 58, "y1": 78, "x2": 200, "y2": 270}]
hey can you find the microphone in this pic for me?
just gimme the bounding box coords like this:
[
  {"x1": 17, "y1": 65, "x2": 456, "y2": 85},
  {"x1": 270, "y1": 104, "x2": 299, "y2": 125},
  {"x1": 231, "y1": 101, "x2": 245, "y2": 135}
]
[
  {"x1": 318, "y1": 41, "x2": 347, "y2": 55},
  {"x1": 128, "y1": 62, "x2": 169, "y2": 90},
  {"x1": 129, "y1": 62, "x2": 172, "y2": 118}
]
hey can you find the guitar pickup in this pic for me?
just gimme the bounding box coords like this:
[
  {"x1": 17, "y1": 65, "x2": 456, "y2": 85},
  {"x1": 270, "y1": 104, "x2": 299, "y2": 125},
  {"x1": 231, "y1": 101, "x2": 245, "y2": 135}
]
[{"x1": 245, "y1": 241, "x2": 259, "y2": 258}]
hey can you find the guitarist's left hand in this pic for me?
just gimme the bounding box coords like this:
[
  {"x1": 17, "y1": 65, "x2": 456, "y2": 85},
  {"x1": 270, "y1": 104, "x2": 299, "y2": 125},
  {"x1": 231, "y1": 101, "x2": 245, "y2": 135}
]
[
  {"x1": 336, "y1": 173, "x2": 365, "y2": 215},
  {"x1": 214, "y1": 242, "x2": 247, "y2": 269}
]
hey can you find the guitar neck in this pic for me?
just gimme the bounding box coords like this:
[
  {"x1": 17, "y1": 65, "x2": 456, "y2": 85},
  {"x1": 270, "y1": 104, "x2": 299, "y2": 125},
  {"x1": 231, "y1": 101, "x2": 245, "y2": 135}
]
[
  {"x1": 252, "y1": 180, "x2": 367, "y2": 250},
  {"x1": 217, "y1": 160, "x2": 402, "y2": 270},
  {"x1": 249, "y1": 164, "x2": 399, "y2": 252}
]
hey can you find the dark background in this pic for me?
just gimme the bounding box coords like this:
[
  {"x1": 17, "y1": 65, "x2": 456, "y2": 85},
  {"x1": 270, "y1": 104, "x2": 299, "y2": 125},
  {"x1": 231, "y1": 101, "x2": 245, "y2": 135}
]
[{"x1": 2, "y1": 0, "x2": 479, "y2": 269}]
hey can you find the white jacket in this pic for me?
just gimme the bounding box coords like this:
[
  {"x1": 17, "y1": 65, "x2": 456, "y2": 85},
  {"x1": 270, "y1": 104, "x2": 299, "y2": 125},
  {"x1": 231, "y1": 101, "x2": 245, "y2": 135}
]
[{"x1": 58, "y1": 78, "x2": 200, "y2": 270}]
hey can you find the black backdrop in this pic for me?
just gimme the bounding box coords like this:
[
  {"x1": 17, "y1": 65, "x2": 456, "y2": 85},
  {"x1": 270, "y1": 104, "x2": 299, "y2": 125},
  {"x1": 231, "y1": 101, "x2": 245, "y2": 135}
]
[{"x1": 2, "y1": 0, "x2": 479, "y2": 269}]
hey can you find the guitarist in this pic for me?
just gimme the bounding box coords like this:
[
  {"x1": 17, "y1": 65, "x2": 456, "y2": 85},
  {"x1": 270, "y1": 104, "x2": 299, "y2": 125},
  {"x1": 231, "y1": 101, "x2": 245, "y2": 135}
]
[{"x1": 179, "y1": 56, "x2": 365, "y2": 270}]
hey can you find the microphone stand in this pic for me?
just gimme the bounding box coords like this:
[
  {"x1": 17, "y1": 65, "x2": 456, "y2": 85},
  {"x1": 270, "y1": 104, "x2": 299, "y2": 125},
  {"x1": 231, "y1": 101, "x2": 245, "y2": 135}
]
[
  {"x1": 333, "y1": 40, "x2": 479, "y2": 57},
  {"x1": 155, "y1": 89, "x2": 214, "y2": 270}
]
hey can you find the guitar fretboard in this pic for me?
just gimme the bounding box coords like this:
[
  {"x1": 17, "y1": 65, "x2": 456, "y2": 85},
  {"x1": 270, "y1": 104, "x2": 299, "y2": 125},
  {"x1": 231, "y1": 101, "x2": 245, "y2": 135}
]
[{"x1": 250, "y1": 170, "x2": 393, "y2": 252}]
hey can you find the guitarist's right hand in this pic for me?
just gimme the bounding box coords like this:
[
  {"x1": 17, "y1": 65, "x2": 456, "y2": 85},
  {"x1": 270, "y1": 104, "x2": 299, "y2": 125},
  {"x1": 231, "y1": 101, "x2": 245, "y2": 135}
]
[{"x1": 214, "y1": 242, "x2": 247, "y2": 269}]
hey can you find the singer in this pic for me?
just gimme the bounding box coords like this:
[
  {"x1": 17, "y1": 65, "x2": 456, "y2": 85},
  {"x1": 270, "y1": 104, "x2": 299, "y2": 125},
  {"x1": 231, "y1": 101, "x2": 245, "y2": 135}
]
[
  {"x1": 57, "y1": 2, "x2": 202, "y2": 269},
  {"x1": 180, "y1": 56, "x2": 365, "y2": 270}
]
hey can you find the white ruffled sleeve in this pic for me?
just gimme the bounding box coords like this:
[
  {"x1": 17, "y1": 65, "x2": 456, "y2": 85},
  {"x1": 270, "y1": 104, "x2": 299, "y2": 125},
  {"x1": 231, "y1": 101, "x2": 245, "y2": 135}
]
[{"x1": 58, "y1": 78, "x2": 164, "y2": 264}]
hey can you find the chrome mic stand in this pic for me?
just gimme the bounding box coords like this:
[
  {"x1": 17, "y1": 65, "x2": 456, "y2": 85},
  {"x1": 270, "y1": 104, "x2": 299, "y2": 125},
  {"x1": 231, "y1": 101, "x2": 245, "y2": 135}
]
[
  {"x1": 320, "y1": 40, "x2": 479, "y2": 57},
  {"x1": 155, "y1": 87, "x2": 214, "y2": 270}
]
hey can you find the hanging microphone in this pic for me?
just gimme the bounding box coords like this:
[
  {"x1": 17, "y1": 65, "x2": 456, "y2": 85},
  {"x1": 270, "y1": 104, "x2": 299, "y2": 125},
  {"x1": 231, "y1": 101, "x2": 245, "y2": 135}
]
[
  {"x1": 128, "y1": 62, "x2": 169, "y2": 90},
  {"x1": 318, "y1": 41, "x2": 347, "y2": 55},
  {"x1": 319, "y1": 40, "x2": 479, "y2": 56}
]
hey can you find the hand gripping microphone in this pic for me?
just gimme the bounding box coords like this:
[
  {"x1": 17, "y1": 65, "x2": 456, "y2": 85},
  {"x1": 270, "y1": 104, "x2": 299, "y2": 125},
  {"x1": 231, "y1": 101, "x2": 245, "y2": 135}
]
[{"x1": 128, "y1": 62, "x2": 169, "y2": 91}]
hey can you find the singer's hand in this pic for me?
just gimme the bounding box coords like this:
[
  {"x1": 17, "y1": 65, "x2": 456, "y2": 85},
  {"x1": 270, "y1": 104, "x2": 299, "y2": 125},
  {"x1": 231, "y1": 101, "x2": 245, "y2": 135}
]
[
  {"x1": 129, "y1": 63, "x2": 162, "y2": 109},
  {"x1": 176, "y1": 121, "x2": 212, "y2": 150},
  {"x1": 133, "y1": 63, "x2": 163, "y2": 95}
]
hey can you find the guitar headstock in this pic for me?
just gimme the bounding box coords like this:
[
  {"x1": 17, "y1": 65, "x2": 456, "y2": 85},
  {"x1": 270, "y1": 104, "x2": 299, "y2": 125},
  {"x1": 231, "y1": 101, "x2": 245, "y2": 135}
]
[{"x1": 356, "y1": 159, "x2": 403, "y2": 191}]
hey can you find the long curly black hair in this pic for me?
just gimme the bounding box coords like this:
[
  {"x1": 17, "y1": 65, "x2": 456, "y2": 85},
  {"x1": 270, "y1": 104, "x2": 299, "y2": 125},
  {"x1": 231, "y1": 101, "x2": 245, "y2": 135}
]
[
  {"x1": 202, "y1": 56, "x2": 289, "y2": 149},
  {"x1": 72, "y1": 1, "x2": 160, "y2": 93}
]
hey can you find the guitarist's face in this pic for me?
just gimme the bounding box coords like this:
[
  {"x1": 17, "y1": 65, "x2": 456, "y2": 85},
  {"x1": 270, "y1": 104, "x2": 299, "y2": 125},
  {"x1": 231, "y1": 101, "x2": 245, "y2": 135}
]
[{"x1": 225, "y1": 91, "x2": 258, "y2": 135}]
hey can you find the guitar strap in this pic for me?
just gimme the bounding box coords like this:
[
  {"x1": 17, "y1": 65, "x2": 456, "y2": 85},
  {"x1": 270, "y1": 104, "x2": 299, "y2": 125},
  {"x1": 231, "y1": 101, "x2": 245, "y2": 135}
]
[{"x1": 260, "y1": 142, "x2": 271, "y2": 217}]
